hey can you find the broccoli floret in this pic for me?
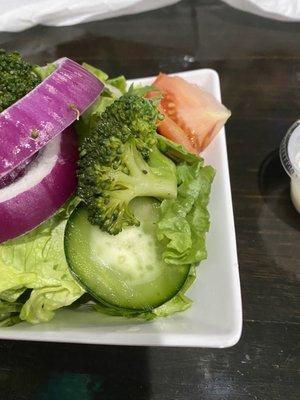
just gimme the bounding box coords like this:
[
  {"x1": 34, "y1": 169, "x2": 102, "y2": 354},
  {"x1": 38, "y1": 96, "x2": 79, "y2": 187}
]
[
  {"x1": 78, "y1": 94, "x2": 177, "y2": 235},
  {"x1": 0, "y1": 49, "x2": 41, "y2": 112}
]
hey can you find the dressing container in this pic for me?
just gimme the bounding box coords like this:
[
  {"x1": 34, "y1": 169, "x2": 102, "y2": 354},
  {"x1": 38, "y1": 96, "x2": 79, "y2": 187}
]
[{"x1": 280, "y1": 120, "x2": 300, "y2": 213}]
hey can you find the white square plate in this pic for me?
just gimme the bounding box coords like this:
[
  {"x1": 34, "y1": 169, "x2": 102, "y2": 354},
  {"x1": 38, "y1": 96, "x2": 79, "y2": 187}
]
[{"x1": 0, "y1": 69, "x2": 242, "y2": 348}]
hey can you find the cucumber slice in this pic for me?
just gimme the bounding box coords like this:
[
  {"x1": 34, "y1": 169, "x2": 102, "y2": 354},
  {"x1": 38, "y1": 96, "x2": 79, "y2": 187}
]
[{"x1": 64, "y1": 198, "x2": 190, "y2": 311}]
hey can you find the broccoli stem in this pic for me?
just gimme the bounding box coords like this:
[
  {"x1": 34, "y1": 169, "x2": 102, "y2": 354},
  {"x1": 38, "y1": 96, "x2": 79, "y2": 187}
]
[
  {"x1": 115, "y1": 142, "x2": 177, "y2": 200},
  {"x1": 111, "y1": 170, "x2": 176, "y2": 201}
]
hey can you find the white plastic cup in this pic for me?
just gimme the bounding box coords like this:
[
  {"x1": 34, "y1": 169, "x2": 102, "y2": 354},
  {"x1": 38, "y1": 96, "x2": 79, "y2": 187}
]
[{"x1": 280, "y1": 120, "x2": 300, "y2": 213}]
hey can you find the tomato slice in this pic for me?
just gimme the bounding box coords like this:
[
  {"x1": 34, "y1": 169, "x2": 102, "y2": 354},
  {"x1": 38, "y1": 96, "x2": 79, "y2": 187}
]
[
  {"x1": 156, "y1": 104, "x2": 198, "y2": 155},
  {"x1": 146, "y1": 91, "x2": 198, "y2": 155},
  {"x1": 152, "y1": 73, "x2": 231, "y2": 153}
]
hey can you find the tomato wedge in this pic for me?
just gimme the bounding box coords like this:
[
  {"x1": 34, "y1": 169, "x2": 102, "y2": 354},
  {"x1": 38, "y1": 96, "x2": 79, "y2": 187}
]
[
  {"x1": 156, "y1": 104, "x2": 198, "y2": 155},
  {"x1": 152, "y1": 73, "x2": 231, "y2": 153}
]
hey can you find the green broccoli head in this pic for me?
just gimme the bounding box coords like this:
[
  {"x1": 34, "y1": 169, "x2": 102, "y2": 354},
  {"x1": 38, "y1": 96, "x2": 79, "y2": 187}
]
[
  {"x1": 0, "y1": 49, "x2": 41, "y2": 112},
  {"x1": 78, "y1": 94, "x2": 177, "y2": 235}
]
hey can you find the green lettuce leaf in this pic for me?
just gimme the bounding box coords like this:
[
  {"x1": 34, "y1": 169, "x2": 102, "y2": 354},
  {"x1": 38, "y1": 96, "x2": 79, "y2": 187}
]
[
  {"x1": 157, "y1": 133, "x2": 200, "y2": 164},
  {"x1": 157, "y1": 159, "x2": 215, "y2": 265},
  {"x1": 33, "y1": 63, "x2": 56, "y2": 80},
  {"x1": 0, "y1": 198, "x2": 84, "y2": 325},
  {"x1": 127, "y1": 83, "x2": 158, "y2": 98},
  {"x1": 76, "y1": 64, "x2": 157, "y2": 141},
  {"x1": 106, "y1": 76, "x2": 127, "y2": 96},
  {"x1": 0, "y1": 300, "x2": 23, "y2": 327},
  {"x1": 82, "y1": 63, "x2": 126, "y2": 98},
  {"x1": 75, "y1": 63, "x2": 127, "y2": 141}
]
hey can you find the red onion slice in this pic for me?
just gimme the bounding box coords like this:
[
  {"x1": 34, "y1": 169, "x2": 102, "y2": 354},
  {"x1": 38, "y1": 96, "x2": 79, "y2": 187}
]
[
  {"x1": 0, "y1": 127, "x2": 78, "y2": 243},
  {"x1": 0, "y1": 57, "x2": 104, "y2": 177},
  {"x1": 0, "y1": 153, "x2": 38, "y2": 189}
]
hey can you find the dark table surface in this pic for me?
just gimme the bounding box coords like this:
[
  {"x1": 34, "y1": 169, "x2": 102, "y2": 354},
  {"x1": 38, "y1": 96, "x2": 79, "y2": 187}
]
[{"x1": 0, "y1": 0, "x2": 299, "y2": 399}]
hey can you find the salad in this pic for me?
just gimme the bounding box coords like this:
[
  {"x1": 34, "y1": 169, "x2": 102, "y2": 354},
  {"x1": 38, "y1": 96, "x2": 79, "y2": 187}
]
[{"x1": 0, "y1": 50, "x2": 230, "y2": 326}]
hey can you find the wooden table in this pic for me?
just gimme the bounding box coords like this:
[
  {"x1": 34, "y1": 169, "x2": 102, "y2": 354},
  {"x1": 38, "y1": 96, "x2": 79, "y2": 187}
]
[{"x1": 0, "y1": 1, "x2": 299, "y2": 398}]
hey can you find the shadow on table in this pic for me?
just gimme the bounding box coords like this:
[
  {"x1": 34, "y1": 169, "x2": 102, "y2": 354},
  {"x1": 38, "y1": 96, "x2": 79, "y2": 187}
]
[{"x1": 0, "y1": 341, "x2": 151, "y2": 400}]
